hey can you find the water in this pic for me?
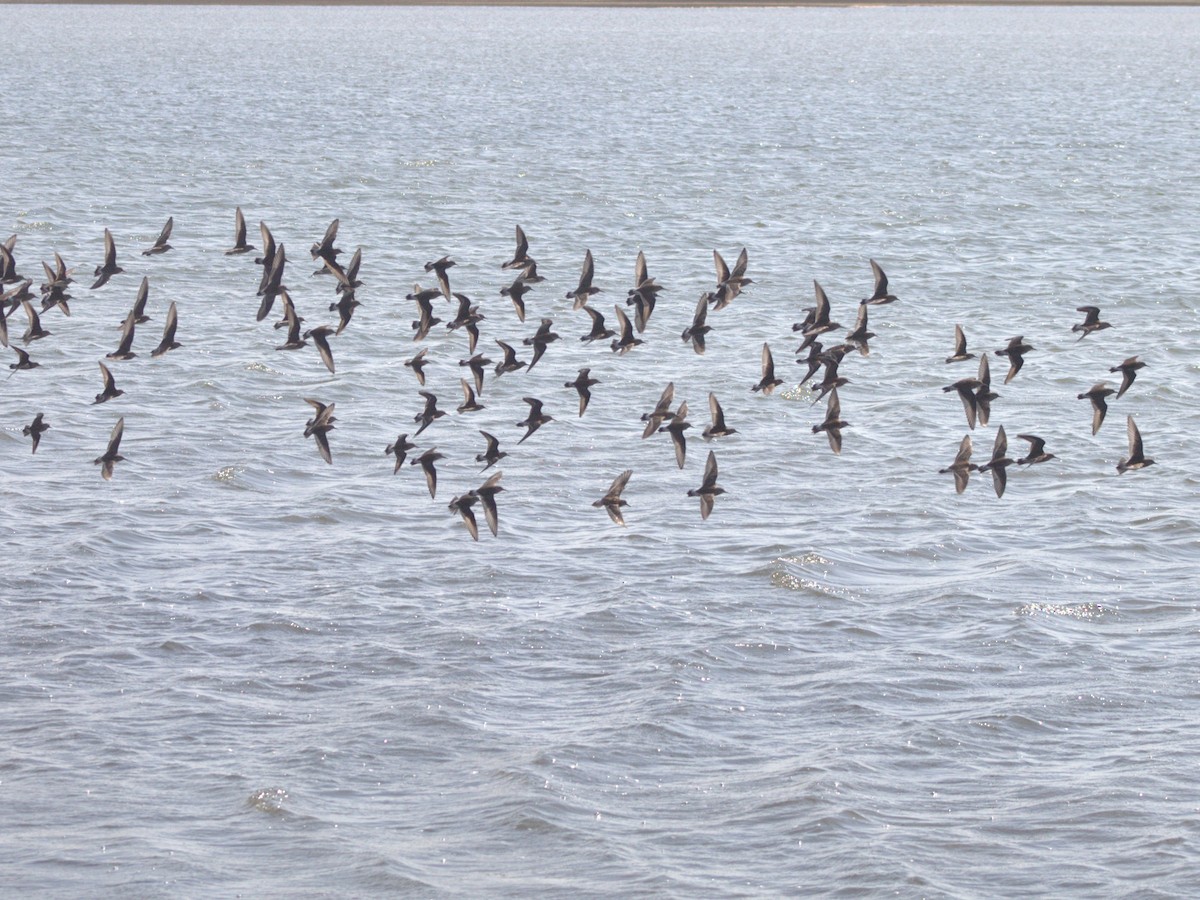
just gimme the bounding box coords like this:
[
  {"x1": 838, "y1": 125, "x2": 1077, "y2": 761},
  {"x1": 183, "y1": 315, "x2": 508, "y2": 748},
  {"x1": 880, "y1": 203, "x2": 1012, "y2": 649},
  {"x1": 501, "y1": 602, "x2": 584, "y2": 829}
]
[{"x1": 3, "y1": 5, "x2": 1199, "y2": 895}]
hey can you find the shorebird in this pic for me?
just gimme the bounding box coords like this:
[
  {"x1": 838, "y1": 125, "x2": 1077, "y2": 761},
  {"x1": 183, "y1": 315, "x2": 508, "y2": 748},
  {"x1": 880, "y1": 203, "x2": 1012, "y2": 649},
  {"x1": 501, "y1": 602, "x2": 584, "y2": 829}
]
[
  {"x1": 412, "y1": 447, "x2": 444, "y2": 498},
  {"x1": 681, "y1": 293, "x2": 711, "y2": 355},
  {"x1": 1078, "y1": 382, "x2": 1115, "y2": 435},
  {"x1": 501, "y1": 225, "x2": 531, "y2": 270},
  {"x1": 943, "y1": 377, "x2": 982, "y2": 430},
  {"x1": 1117, "y1": 416, "x2": 1154, "y2": 473},
  {"x1": 994, "y1": 336, "x2": 1033, "y2": 384},
  {"x1": 424, "y1": 256, "x2": 455, "y2": 299},
  {"x1": 142, "y1": 217, "x2": 174, "y2": 256},
  {"x1": 566, "y1": 249, "x2": 601, "y2": 309},
  {"x1": 1072, "y1": 306, "x2": 1111, "y2": 340},
  {"x1": 90, "y1": 228, "x2": 124, "y2": 289},
  {"x1": 225, "y1": 207, "x2": 254, "y2": 255},
  {"x1": 522, "y1": 317, "x2": 559, "y2": 370},
  {"x1": 610, "y1": 305, "x2": 642, "y2": 354},
  {"x1": 94, "y1": 417, "x2": 126, "y2": 480},
  {"x1": 702, "y1": 393, "x2": 737, "y2": 441},
  {"x1": 812, "y1": 388, "x2": 849, "y2": 454},
  {"x1": 448, "y1": 492, "x2": 480, "y2": 541},
  {"x1": 1016, "y1": 434, "x2": 1056, "y2": 466},
  {"x1": 476, "y1": 431, "x2": 507, "y2": 472},
  {"x1": 860, "y1": 259, "x2": 898, "y2": 305},
  {"x1": 22, "y1": 412, "x2": 48, "y2": 453},
  {"x1": 688, "y1": 450, "x2": 725, "y2": 520},
  {"x1": 475, "y1": 473, "x2": 504, "y2": 537},
  {"x1": 405, "y1": 348, "x2": 430, "y2": 386},
  {"x1": 516, "y1": 397, "x2": 552, "y2": 444},
  {"x1": 385, "y1": 434, "x2": 417, "y2": 473},
  {"x1": 594, "y1": 470, "x2": 633, "y2": 526},
  {"x1": 946, "y1": 324, "x2": 974, "y2": 363},
  {"x1": 414, "y1": 390, "x2": 447, "y2": 436},
  {"x1": 1110, "y1": 356, "x2": 1146, "y2": 399},
  {"x1": 658, "y1": 402, "x2": 690, "y2": 469},
  {"x1": 580, "y1": 306, "x2": 615, "y2": 343},
  {"x1": 93, "y1": 362, "x2": 124, "y2": 404},
  {"x1": 978, "y1": 425, "x2": 1015, "y2": 498},
  {"x1": 752, "y1": 343, "x2": 783, "y2": 394},
  {"x1": 565, "y1": 368, "x2": 600, "y2": 417},
  {"x1": 939, "y1": 435, "x2": 977, "y2": 494}
]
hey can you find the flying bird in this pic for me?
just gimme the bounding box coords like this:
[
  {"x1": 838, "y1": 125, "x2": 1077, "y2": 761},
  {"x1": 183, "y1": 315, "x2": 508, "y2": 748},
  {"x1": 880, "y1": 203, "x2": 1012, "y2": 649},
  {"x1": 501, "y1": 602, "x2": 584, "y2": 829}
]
[
  {"x1": 688, "y1": 450, "x2": 726, "y2": 520},
  {"x1": 1109, "y1": 356, "x2": 1146, "y2": 399},
  {"x1": 502, "y1": 225, "x2": 531, "y2": 270},
  {"x1": 565, "y1": 368, "x2": 600, "y2": 417},
  {"x1": 594, "y1": 469, "x2": 633, "y2": 526},
  {"x1": 610, "y1": 305, "x2": 642, "y2": 354},
  {"x1": 412, "y1": 447, "x2": 444, "y2": 498},
  {"x1": 978, "y1": 425, "x2": 1015, "y2": 498},
  {"x1": 405, "y1": 348, "x2": 430, "y2": 385},
  {"x1": 1016, "y1": 434, "x2": 1056, "y2": 466},
  {"x1": 702, "y1": 393, "x2": 737, "y2": 440},
  {"x1": 1072, "y1": 306, "x2": 1111, "y2": 340},
  {"x1": 476, "y1": 473, "x2": 505, "y2": 537},
  {"x1": 946, "y1": 324, "x2": 974, "y2": 364},
  {"x1": 1117, "y1": 416, "x2": 1154, "y2": 473},
  {"x1": 860, "y1": 259, "x2": 898, "y2": 305},
  {"x1": 939, "y1": 435, "x2": 977, "y2": 494},
  {"x1": 812, "y1": 387, "x2": 849, "y2": 454},
  {"x1": 90, "y1": 228, "x2": 124, "y2": 289},
  {"x1": 22, "y1": 412, "x2": 48, "y2": 453},
  {"x1": 385, "y1": 433, "x2": 417, "y2": 473},
  {"x1": 225, "y1": 207, "x2": 254, "y2": 255},
  {"x1": 516, "y1": 396, "x2": 552, "y2": 444},
  {"x1": 94, "y1": 417, "x2": 126, "y2": 480},
  {"x1": 1078, "y1": 382, "x2": 1115, "y2": 435},
  {"x1": 448, "y1": 491, "x2": 480, "y2": 541},
  {"x1": 93, "y1": 361, "x2": 124, "y2": 404},
  {"x1": 476, "y1": 431, "x2": 507, "y2": 472},
  {"x1": 414, "y1": 390, "x2": 447, "y2": 436},
  {"x1": 752, "y1": 343, "x2": 783, "y2": 394},
  {"x1": 566, "y1": 249, "x2": 601, "y2": 309},
  {"x1": 658, "y1": 402, "x2": 690, "y2": 469},
  {"x1": 994, "y1": 336, "x2": 1033, "y2": 384},
  {"x1": 141, "y1": 217, "x2": 174, "y2": 256}
]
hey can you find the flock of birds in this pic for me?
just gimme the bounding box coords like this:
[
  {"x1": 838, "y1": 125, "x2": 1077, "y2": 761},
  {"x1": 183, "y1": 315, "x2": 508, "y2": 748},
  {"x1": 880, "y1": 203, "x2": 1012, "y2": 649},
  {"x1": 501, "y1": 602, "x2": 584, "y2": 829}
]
[{"x1": 0, "y1": 213, "x2": 1157, "y2": 538}]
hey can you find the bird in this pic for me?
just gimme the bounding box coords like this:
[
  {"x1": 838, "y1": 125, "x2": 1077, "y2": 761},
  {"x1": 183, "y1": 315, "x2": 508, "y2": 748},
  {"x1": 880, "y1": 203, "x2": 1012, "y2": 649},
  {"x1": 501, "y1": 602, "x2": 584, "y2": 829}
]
[
  {"x1": 658, "y1": 401, "x2": 690, "y2": 469},
  {"x1": 303, "y1": 399, "x2": 336, "y2": 464},
  {"x1": 946, "y1": 324, "x2": 974, "y2": 364},
  {"x1": 500, "y1": 276, "x2": 532, "y2": 322},
  {"x1": 457, "y1": 378, "x2": 484, "y2": 414},
  {"x1": 860, "y1": 259, "x2": 898, "y2": 305},
  {"x1": 594, "y1": 469, "x2": 633, "y2": 526},
  {"x1": 710, "y1": 247, "x2": 751, "y2": 311},
  {"x1": 795, "y1": 281, "x2": 840, "y2": 351},
  {"x1": 412, "y1": 447, "x2": 444, "y2": 498},
  {"x1": 522, "y1": 318, "x2": 559, "y2": 370},
  {"x1": 90, "y1": 228, "x2": 124, "y2": 289},
  {"x1": 448, "y1": 491, "x2": 480, "y2": 541},
  {"x1": 1117, "y1": 416, "x2": 1154, "y2": 473},
  {"x1": 516, "y1": 397, "x2": 552, "y2": 444},
  {"x1": 424, "y1": 256, "x2": 456, "y2": 299},
  {"x1": 93, "y1": 361, "x2": 124, "y2": 404},
  {"x1": 460, "y1": 353, "x2": 491, "y2": 395},
  {"x1": 994, "y1": 336, "x2": 1033, "y2": 384},
  {"x1": 94, "y1": 417, "x2": 126, "y2": 480},
  {"x1": 681, "y1": 293, "x2": 711, "y2": 355},
  {"x1": 702, "y1": 393, "x2": 737, "y2": 440},
  {"x1": 405, "y1": 348, "x2": 430, "y2": 386},
  {"x1": 752, "y1": 343, "x2": 783, "y2": 394},
  {"x1": 274, "y1": 295, "x2": 307, "y2": 352},
  {"x1": 943, "y1": 377, "x2": 982, "y2": 430},
  {"x1": 688, "y1": 450, "x2": 726, "y2": 520},
  {"x1": 476, "y1": 472, "x2": 504, "y2": 537},
  {"x1": 812, "y1": 387, "x2": 849, "y2": 454},
  {"x1": 1109, "y1": 356, "x2": 1146, "y2": 399},
  {"x1": 128, "y1": 276, "x2": 152, "y2": 323},
  {"x1": 939, "y1": 435, "x2": 977, "y2": 494},
  {"x1": 9, "y1": 346, "x2": 38, "y2": 370},
  {"x1": 254, "y1": 222, "x2": 277, "y2": 294},
  {"x1": 408, "y1": 285, "x2": 441, "y2": 340},
  {"x1": 385, "y1": 433, "x2": 416, "y2": 473},
  {"x1": 1072, "y1": 306, "x2": 1111, "y2": 340},
  {"x1": 580, "y1": 306, "x2": 615, "y2": 343},
  {"x1": 141, "y1": 217, "x2": 174, "y2": 256},
  {"x1": 610, "y1": 305, "x2": 642, "y2": 354},
  {"x1": 330, "y1": 290, "x2": 361, "y2": 337},
  {"x1": 476, "y1": 431, "x2": 507, "y2": 472},
  {"x1": 327, "y1": 246, "x2": 363, "y2": 296},
  {"x1": 978, "y1": 425, "x2": 1015, "y2": 498},
  {"x1": 565, "y1": 368, "x2": 600, "y2": 417},
  {"x1": 493, "y1": 340, "x2": 526, "y2": 377},
  {"x1": 566, "y1": 249, "x2": 601, "y2": 309},
  {"x1": 414, "y1": 390, "x2": 447, "y2": 436},
  {"x1": 1016, "y1": 434, "x2": 1056, "y2": 466},
  {"x1": 1078, "y1": 382, "x2": 1115, "y2": 435},
  {"x1": 256, "y1": 243, "x2": 287, "y2": 321},
  {"x1": 304, "y1": 325, "x2": 336, "y2": 374},
  {"x1": 641, "y1": 382, "x2": 676, "y2": 438},
  {"x1": 811, "y1": 348, "x2": 850, "y2": 403},
  {"x1": 974, "y1": 354, "x2": 999, "y2": 427},
  {"x1": 501, "y1": 225, "x2": 531, "y2": 270},
  {"x1": 22, "y1": 412, "x2": 48, "y2": 453},
  {"x1": 21, "y1": 300, "x2": 51, "y2": 342},
  {"x1": 225, "y1": 207, "x2": 254, "y2": 255},
  {"x1": 796, "y1": 340, "x2": 825, "y2": 386},
  {"x1": 106, "y1": 308, "x2": 138, "y2": 360},
  {"x1": 844, "y1": 302, "x2": 874, "y2": 355},
  {"x1": 310, "y1": 218, "x2": 341, "y2": 270}
]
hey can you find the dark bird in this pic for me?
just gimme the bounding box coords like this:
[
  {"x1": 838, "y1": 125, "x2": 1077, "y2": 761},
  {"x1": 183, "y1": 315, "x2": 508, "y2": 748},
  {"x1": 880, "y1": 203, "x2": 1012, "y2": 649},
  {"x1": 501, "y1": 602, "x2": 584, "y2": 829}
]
[
  {"x1": 330, "y1": 290, "x2": 361, "y2": 336},
  {"x1": 90, "y1": 228, "x2": 124, "y2": 289},
  {"x1": 310, "y1": 218, "x2": 341, "y2": 270},
  {"x1": 457, "y1": 378, "x2": 485, "y2": 414},
  {"x1": 1072, "y1": 305, "x2": 1111, "y2": 340},
  {"x1": 565, "y1": 368, "x2": 600, "y2": 417},
  {"x1": 0, "y1": 299, "x2": 7, "y2": 348},
  {"x1": 523, "y1": 317, "x2": 559, "y2": 370},
  {"x1": 94, "y1": 417, "x2": 126, "y2": 481},
  {"x1": 978, "y1": 425, "x2": 1015, "y2": 498},
  {"x1": 226, "y1": 207, "x2": 254, "y2": 255},
  {"x1": 22, "y1": 412, "x2": 48, "y2": 453},
  {"x1": 254, "y1": 222, "x2": 277, "y2": 294},
  {"x1": 1016, "y1": 434, "x2": 1056, "y2": 466},
  {"x1": 658, "y1": 401, "x2": 690, "y2": 469},
  {"x1": 9, "y1": 346, "x2": 38, "y2": 371},
  {"x1": 141, "y1": 217, "x2": 173, "y2": 256},
  {"x1": 939, "y1": 435, "x2": 977, "y2": 494},
  {"x1": 1110, "y1": 356, "x2": 1146, "y2": 399},
  {"x1": 943, "y1": 377, "x2": 982, "y2": 430},
  {"x1": 566, "y1": 249, "x2": 601, "y2": 309},
  {"x1": 21, "y1": 300, "x2": 51, "y2": 342},
  {"x1": 424, "y1": 256, "x2": 456, "y2": 300},
  {"x1": 1117, "y1": 415, "x2": 1154, "y2": 474},
  {"x1": 256, "y1": 243, "x2": 287, "y2": 322},
  {"x1": 0, "y1": 236, "x2": 19, "y2": 285},
  {"x1": 411, "y1": 447, "x2": 444, "y2": 498},
  {"x1": 500, "y1": 276, "x2": 532, "y2": 322},
  {"x1": 494, "y1": 339, "x2": 526, "y2": 377},
  {"x1": 274, "y1": 294, "x2": 307, "y2": 352},
  {"x1": 795, "y1": 281, "x2": 840, "y2": 351},
  {"x1": 93, "y1": 361, "x2": 123, "y2": 404},
  {"x1": 860, "y1": 259, "x2": 898, "y2": 305},
  {"x1": 703, "y1": 393, "x2": 737, "y2": 440},
  {"x1": 476, "y1": 472, "x2": 504, "y2": 537},
  {"x1": 107, "y1": 308, "x2": 138, "y2": 360},
  {"x1": 327, "y1": 247, "x2": 363, "y2": 295},
  {"x1": 796, "y1": 340, "x2": 825, "y2": 386},
  {"x1": 681, "y1": 293, "x2": 711, "y2": 355},
  {"x1": 128, "y1": 276, "x2": 152, "y2": 324},
  {"x1": 610, "y1": 305, "x2": 643, "y2": 355},
  {"x1": 688, "y1": 450, "x2": 726, "y2": 520},
  {"x1": 516, "y1": 396, "x2": 552, "y2": 444},
  {"x1": 476, "y1": 431, "x2": 507, "y2": 472},
  {"x1": 845, "y1": 302, "x2": 874, "y2": 355},
  {"x1": 812, "y1": 387, "x2": 849, "y2": 454},
  {"x1": 501, "y1": 225, "x2": 531, "y2": 270},
  {"x1": 405, "y1": 347, "x2": 430, "y2": 386},
  {"x1": 1078, "y1": 382, "x2": 1116, "y2": 435},
  {"x1": 448, "y1": 491, "x2": 480, "y2": 541},
  {"x1": 385, "y1": 433, "x2": 417, "y2": 473},
  {"x1": 710, "y1": 247, "x2": 751, "y2": 311},
  {"x1": 974, "y1": 354, "x2": 999, "y2": 427},
  {"x1": 994, "y1": 336, "x2": 1033, "y2": 384},
  {"x1": 594, "y1": 469, "x2": 633, "y2": 526},
  {"x1": 626, "y1": 276, "x2": 662, "y2": 333},
  {"x1": 408, "y1": 288, "x2": 441, "y2": 341},
  {"x1": 812, "y1": 348, "x2": 850, "y2": 403},
  {"x1": 414, "y1": 390, "x2": 447, "y2": 436},
  {"x1": 580, "y1": 305, "x2": 615, "y2": 343},
  {"x1": 460, "y1": 353, "x2": 491, "y2": 395},
  {"x1": 752, "y1": 343, "x2": 784, "y2": 394},
  {"x1": 303, "y1": 398, "x2": 336, "y2": 464},
  {"x1": 946, "y1": 324, "x2": 974, "y2": 364},
  {"x1": 641, "y1": 382, "x2": 675, "y2": 438},
  {"x1": 519, "y1": 258, "x2": 545, "y2": 284},
  {"x1": 304, "y1": 325, "x2": 336, "y2": 374}
]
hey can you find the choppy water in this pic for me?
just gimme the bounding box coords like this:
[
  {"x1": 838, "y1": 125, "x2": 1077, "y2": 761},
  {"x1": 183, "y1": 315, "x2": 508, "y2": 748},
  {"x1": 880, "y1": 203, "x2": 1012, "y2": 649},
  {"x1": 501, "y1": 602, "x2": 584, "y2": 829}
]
[{"x1": 3, "y1": 4, "x2": 1199, "y2": 895}]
